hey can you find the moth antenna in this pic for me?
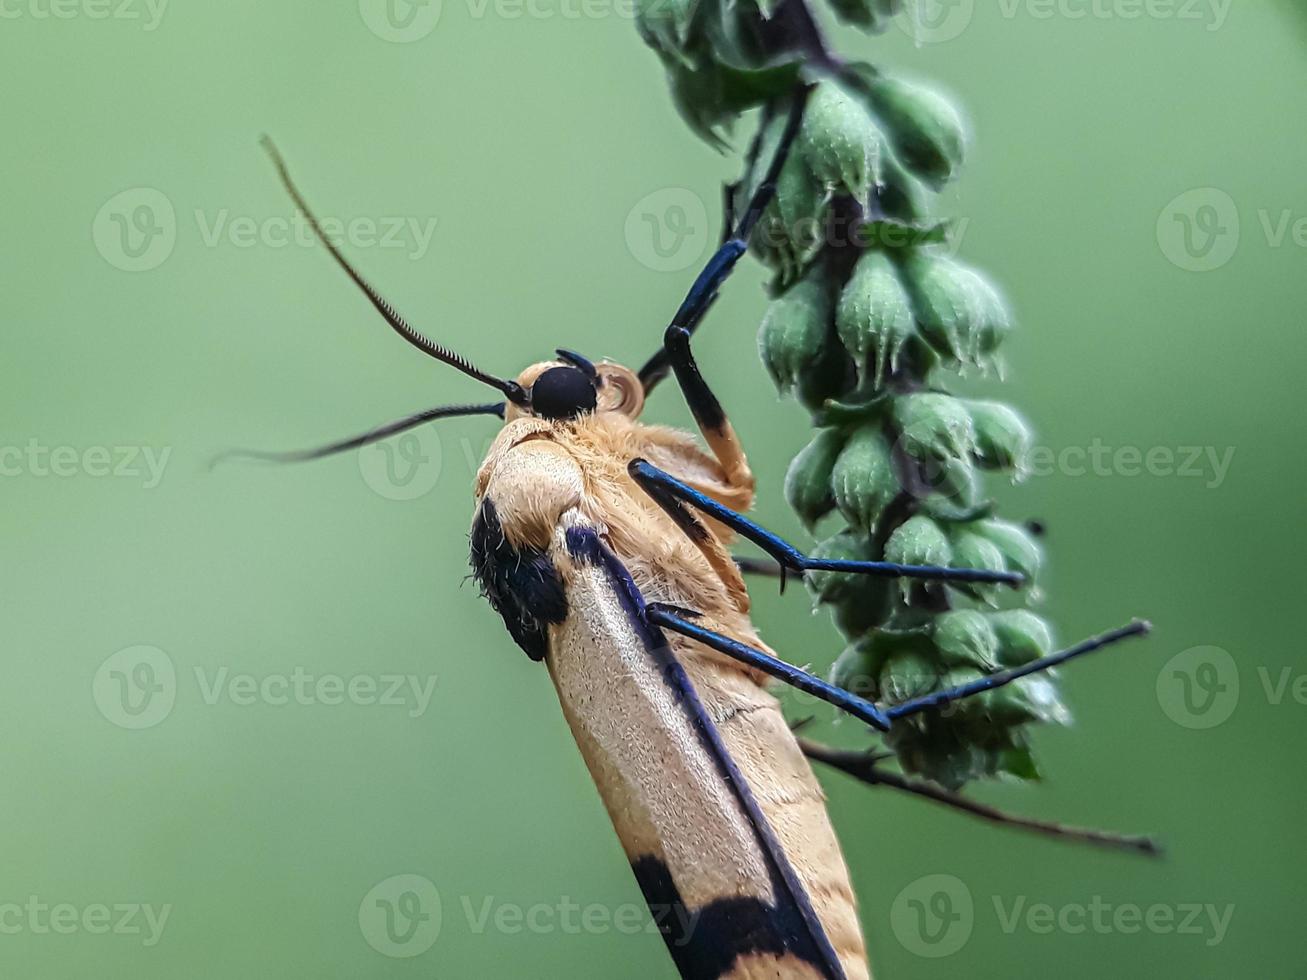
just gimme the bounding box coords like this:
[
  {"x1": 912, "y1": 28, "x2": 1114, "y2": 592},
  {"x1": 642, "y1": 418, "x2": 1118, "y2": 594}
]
[
  {"x1": 260, "y1": 136, "x2": 527, "y2": 405},
  {"x1": 210, "y1": 402, "x2": 504, "y2": 469}
]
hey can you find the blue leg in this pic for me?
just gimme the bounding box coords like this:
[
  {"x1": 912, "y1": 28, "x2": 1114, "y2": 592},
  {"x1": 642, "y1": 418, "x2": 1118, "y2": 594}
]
[
  {"x1": 628, "y1": 459, "x2": 1025, "y2": 588},
  {"x1": 638, "y1": 89, "x2": 812, "y2": 392},
  {"x1": 885, "y1": 620, "x2": 1151, "y2": 721},
  {"x1": 645, "y1": 604, "x2": 893, "y2": 731},
  {"x1": 645, "y1": 604, "x2": 1151, "y2": 733}
]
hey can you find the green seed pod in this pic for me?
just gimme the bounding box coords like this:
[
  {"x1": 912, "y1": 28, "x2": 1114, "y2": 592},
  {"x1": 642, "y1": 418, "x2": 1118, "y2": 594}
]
[
  {"x1": 830, "y1": 635, "x2": 880, "y2": 698},
  {"x1": 864, "y1": 74, "x2": 967, "y2": 187},
  {"x1": 804, "y1": 529, "x2": 872, "y2": 603},
  {"x1": 830, "y1": 629, "x2": 922, "y2": 697},
  {"x1": 973, "y1": 518, "x2": 1043, "y2": 581},
  {"x1": 831, "y1": 425, "x2": 898, "y2": 532},
  {"x1": 894, "y1": 392, "x2": 976, "y2": 464},
  {"x1": 984, "y1": 676, "x2": 1070, "y2": 726},
  {"x1": 884, "y1": 514, "x2": 950, "y2": 600},
  {"x1": 826, "y1": 0, "x2": 903, "y2": 30},
  {"x1": 830, "y1": 585, "x2": 894, "y2": 637},
  {"x1": 634, "y1": 0, "x2": 696, "y2": 61},
  {"x1": 988, "y1": 609, "x2": 1054, "y2": 666},
  {"x1": 805, "y1": 531, "x2": 894, "y2": 635},
  {"x1": 901, "y1": 251, "x2": 983, "y2": 366},
  {"x1": 795, "y1": 339, "x2": 855, "y2": 415},
  {"x1": 785, "y1": 428, "x2": 845, "y2": 532},
  {"x1": 799, "y1": 80, "x2": 885, "y2": 199},
  {"x1": 933, "y1": 610, "x2": 1000, "y2": 670},
  {"x1": 881, "y1": 650, "x2": 948, "y2": 704},
  {"x1": 974, "y1": 274, "x2": 1014, "y2": 358},
  {"x1": 755, "y1": 150, "x2": 831, "y2": 281},
  {"x1": 758, "y1": 267, "x2": 831, "y2": 395},
  {"x1": 949, "y1": 530, "x2": 1008, "y2": 604},
  {"x1": 967, "y1": 399, "x2": 1033, "y2": 474},
  {"x1": 836, "y1": 250, "x2": 915, "y2": 388}
]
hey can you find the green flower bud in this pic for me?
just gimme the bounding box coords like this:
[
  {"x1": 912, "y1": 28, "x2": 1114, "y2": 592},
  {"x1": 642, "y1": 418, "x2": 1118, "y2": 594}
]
[
  {"x1": 806, "y1": 531, "x2": 894, "y2": 634},
  {"x1": 973, "y1": 518, "x2": 1043, "y2": 582},
  {"x1": 949, "y1": 530, "x2": 1008, "y2": 604},
  {"x1": 901, "y1": 251, "x2": 981, "y2": 365},
  {"x1": 967, "y1": 399, "x2": 1032, "y2": 474},
  {"x1": 894, "y1": 392, "x2": 976, "y2": 464},
  {"x1": 984, "y1": 676, "x2": 1070, "y2": 726},
  {"x1": 864, "y1": 75, "x2": 967, "y2": 187},
  {"x1": 785, "y1": 428, "x2": 845, "y2": 532},
  {"x1": 975, "y1": 273, "x2": 1014, "y2": 359},
  {"x1": 804, "y1": 529, "x2": 872, "y2": 603},
  {"x1": 988, "y1": 609, "x2": 1053, "y2": 666},
  {"x1": 831, "y1": 425, "x2": 898, "y2": 532},
  {"x1": 634, "y1": 0, "x2": 696, "y2": 61},
  {"x1": 882, "y1": 650, "x2": 947, "y2": 704},
  {"x1": 800, "y1": 81, "x2": 885, "y2": 199},
  {"x1": 933, "y1": 610, "x2": 1000, "y2": 670},
  {"x1": 830, "y1": 585, "x2": 894, "y2": 637},
  {"x1": 758, "y1": 268, "x2": 831, "y2": 394},
  {"x1": 902, "y1": 252, "x2": 1009, "y2": 369},
  {"x1": 795, "y1": 337, "x2": 855, "y2": 414},
  {"x1": 997, "y1": 742, "x2": 1042, "y2": 781},
  {"x1": 830, "y1": 629, "x2": 920, "y2": 697},
  {"x1": 884, "y1": 514, "x2": 950, "y2": 600},
  {"x1": 837, "y1": 250, "x2": 915, "y2": 387},
  {"x1": 826, "y1": 0, "x2": 903, "y2": 30},
  {"x1": 830, "y1": 635, "x2": 879, "y2": 698},
  {"x1": 754, "y1": 151, "x2": 830, "y2": 281}
]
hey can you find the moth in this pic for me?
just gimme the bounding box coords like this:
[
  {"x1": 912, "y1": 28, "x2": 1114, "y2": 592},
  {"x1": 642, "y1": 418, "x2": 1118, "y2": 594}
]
[{"x1": 234, "y1": 96, "x2": 1149, "y2": 979}]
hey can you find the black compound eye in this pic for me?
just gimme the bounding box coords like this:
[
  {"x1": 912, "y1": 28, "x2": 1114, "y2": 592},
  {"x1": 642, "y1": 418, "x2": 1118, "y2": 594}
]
[{"x1": 530, "y1": 366, "x2": 598, "y2": 420}]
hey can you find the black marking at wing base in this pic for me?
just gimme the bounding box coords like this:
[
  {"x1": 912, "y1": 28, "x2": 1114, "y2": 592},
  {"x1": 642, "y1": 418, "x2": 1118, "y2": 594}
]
[
  {"x1": 469, "y1": 499, "x2": 568, "y2": 662},
  {"x1": 633, "y1": 855, "x2": 821, "y2": 980},
  {"x1": 565, "y1": 525, "x2": 844, "y2": 980}
]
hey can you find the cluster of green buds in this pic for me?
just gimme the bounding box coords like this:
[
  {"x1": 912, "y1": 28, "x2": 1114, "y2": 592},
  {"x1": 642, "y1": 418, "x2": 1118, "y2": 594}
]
[{"x1": 635, "y1": 0, "x2": 1060, "y2": 788}]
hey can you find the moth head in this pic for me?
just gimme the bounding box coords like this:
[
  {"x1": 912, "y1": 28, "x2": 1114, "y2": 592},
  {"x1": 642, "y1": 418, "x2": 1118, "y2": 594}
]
[{"x1": 506, "y1": 350, "x2": 644, "y2": 423}]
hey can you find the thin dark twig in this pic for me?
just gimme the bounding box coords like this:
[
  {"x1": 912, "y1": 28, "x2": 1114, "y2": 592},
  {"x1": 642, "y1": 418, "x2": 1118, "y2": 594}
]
[{"x1": 798, "y1": 738, "x2": 1162, "y2": 857}]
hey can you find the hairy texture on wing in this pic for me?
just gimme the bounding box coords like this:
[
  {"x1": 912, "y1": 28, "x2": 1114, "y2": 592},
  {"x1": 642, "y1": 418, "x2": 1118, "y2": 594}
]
[
  {"x1": 475, "y1": 411, "x2": 753, "y2": 618},
  {"x1": 473, "y1": 411, "x2": 870, "y2": 979}
]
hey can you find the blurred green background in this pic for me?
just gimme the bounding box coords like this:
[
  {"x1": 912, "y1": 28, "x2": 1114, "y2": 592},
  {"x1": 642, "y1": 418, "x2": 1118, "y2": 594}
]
[{"x1": 3, "y1": 1, "x2": 1304, "y2": 977}]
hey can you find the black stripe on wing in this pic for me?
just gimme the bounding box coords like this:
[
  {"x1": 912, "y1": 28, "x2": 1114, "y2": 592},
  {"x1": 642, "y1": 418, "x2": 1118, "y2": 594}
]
[
  {"x1": 469, "y1": 499, "x2": 568, "y2": 662},
  {"x1": 564, "y1": 526, "x2": 846, "y2": 980}
]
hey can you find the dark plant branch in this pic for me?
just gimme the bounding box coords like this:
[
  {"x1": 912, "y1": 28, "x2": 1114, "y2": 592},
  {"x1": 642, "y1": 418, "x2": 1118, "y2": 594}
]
[{"x1": 799, "y1": 737, "x2": 1162, "y2": 857}]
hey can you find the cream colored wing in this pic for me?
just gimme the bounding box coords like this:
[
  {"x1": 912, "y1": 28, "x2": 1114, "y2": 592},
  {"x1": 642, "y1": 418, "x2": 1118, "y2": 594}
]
[{"x1": 546, "y1": 518, "x2": 860, "y2": 980}]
